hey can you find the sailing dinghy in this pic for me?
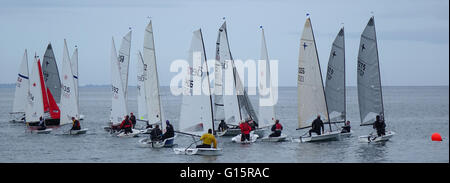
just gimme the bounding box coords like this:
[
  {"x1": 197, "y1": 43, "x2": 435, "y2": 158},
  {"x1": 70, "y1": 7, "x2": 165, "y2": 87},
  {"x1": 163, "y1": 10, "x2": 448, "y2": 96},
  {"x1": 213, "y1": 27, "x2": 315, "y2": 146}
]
[
  {"x1": 41, "y1": 43, "x2": 61, "y2": 125},
  {"x1": 25, "y1": 55, "x2": 53, "y2": 134},
  {"x1": 172, "y1": 29, "x2": 222, "y2": 156},
  {"x1": 296, "y1": 17, "x2": 340, "y2": 143},
  {"x1": 107, "y1": 37, "x2": 140, "y2": 137},
  {"x1": 324, "y1": 27, "x2": 353, "y2": 138},
  {"x1": 137, "y1": 21, "x2": 176, "y2": 148},
  {"x1": 356, "y1": 17, "x2": 394, "y2": 143},
  {"x1": 213, "y1": 21, "x2": 261, "y2": 139},
  {"x1": 257, "y1": 26, "x2": 287, "y2": 142},
  {"x1": 10, "y1": 50, "x2": 30, "y2": 123},
  {"x1": 60, "y1": 40, "x2": 88, "y2": 135},
  {"x1": 70, "y1": 46, "x2": 85, "y2": 120}
]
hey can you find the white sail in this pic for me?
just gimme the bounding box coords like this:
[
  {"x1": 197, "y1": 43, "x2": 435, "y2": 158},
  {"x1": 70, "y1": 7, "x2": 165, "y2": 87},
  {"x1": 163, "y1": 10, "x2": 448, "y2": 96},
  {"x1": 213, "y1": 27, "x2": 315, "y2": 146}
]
[
  {"x1": 118, "y1": 30, "x2": 132, "y2": 102},
  {"x1": 213, "y1": 23, "x2": 225, "y2": 122},
  {"x1": 217, "y1": 22, "x2": 242, "y2": 126},
  {"x1": 143, "y1": 21, "x2": 163, "y2": 126},
  {"x1": 12, "y1": 50, "x2": 30, "y2": 113},
  {"x1": 258, "y1": 28, "x2": 275, "y2": 128},
  {"x1": 70, "y1": 47, "x2": 79, "y2": 112},
  {"x1": 25, "y1": 56, "x2": 45, "y2": 123},
  {"x1": 325, "y1": 28, "x2": 346, "y2": 123},
  {"x1": 110, "y1": 38, "x2": 128, "y2": 125},
  {"x1": 137, "y1": 51, "x2": 148, "y2": 121},
  {"x1": 60, "y1": 39, "x2": 79, "y2": 125},
  {"x1": 357, "y1": 17, "x2": 384, "y2": 125},
  {"x1": 297, "y1": 18, "x2": 329, "y2": 129},
  {"x1": 179, "y1": 29, "x2": 214, "y2": 136}
]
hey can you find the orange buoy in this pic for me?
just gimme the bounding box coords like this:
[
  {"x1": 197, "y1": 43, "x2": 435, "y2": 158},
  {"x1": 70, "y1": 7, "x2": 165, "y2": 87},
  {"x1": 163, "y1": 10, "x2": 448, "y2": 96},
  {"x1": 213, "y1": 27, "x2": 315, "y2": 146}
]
[{"x1": 431, "y1": 133, "x2": 442, "y2": 141}]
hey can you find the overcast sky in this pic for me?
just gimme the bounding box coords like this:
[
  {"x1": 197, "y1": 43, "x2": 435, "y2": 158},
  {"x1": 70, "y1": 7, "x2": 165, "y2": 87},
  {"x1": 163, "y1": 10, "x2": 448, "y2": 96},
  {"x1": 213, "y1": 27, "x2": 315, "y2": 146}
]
[{"x1": 0, "y1": 0, "x2": 448, "y2": 86}]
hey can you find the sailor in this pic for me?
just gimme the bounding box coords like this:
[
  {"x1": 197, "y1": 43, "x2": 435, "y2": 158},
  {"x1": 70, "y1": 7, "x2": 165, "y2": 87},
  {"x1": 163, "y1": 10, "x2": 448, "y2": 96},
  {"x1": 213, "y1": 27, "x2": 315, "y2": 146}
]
[
  {"x1": 196, "y1": 129, "x2": 217, "y2": 148},
  {"x1": 269, "y1": 119, "x2": 283, "y2": 137},
  {"x1": 38, "y1": 116, "x2": 46, "y2": 130},
  {"x1": 161, "y1": 120, "x2": 174, "y2": 140},
  {"x1": 240, "y1": 120, "x2": 252, "y2": 142},
  {"x1": 248, "y1": 118, "x2": 258, "y2": 131},
  {"x1": 341, "y1": 120, "x2": 351, "y2": 133},
  {"x1": 129, "y1": 112, "x2": 137, "y2": 129},
  {"x1": 373, "y1": 115, "x2": 386, "y2": 136},
  {"x1": 217, "y1": 120, "x2": 228, "y2": 132},
  {"x1": 71, "y1": 117, "x2": 81, "y2": 131},
  {"x1": 309, "y1": 115, "x2": 324, "y2": 136},
  {"x1": 150, "y1": 124, "x2": 163, "y2": 141},
  {"x1": 119, "y1": 115, "x2": 133, "y2": 134}
]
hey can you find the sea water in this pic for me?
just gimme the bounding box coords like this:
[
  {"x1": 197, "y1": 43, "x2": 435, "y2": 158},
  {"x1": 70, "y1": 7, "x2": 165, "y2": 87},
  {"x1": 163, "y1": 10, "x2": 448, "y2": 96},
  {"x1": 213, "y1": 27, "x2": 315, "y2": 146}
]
[{"x1": 0, "y1": 86, "x2": 448, "y2": 163}]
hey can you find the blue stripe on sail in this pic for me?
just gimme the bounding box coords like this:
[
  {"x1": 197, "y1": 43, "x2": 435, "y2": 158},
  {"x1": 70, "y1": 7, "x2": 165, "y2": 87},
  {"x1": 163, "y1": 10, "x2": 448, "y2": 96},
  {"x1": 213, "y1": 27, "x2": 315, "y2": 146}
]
[
  {"x1": 73, "y1": 75, "x2": 78, "y2": 79},
  {"x1": 18, "y1": 74, "x2": 29, "y2": 79}
]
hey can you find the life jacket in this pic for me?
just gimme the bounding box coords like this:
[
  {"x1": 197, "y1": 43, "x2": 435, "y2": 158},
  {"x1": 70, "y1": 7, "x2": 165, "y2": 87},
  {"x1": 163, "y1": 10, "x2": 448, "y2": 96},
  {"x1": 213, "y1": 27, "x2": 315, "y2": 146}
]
[
  {"x1": 73, "y1": 120, "x2": 80, "y2": 128},
  {"x1": 121, "y1": 119, "x2": 132, "y2": 129},
  {"x1": 240, "y1": 123, "x2": 251, "y2": 134},
  {"x1": 275, "y1": 123, "x2": 282, "y2": 131}
]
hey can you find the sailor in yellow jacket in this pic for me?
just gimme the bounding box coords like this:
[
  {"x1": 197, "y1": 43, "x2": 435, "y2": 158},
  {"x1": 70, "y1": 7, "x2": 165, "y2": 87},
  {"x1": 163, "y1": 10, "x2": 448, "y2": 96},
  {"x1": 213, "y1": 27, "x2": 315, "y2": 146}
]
[{"x1": 196, "y1": 129, "x2": 217, "y2": 148}]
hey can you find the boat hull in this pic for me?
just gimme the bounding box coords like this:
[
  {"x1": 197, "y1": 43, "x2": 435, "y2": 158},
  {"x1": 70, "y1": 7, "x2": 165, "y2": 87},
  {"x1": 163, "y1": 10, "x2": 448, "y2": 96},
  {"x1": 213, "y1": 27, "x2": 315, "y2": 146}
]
[
  {"x1": 261, "y1": 134, "x2": 288, "y2": 142},
  {"x1": 9, "y1": 112, "x2": 25, "y2": 123},
  {"x1": 359, "y1": 131, "x2": 395, "y2": 143},
  {"x1": 138, "y1": 135, "x2": 176, "y2": 148},
  {"x1": 117, "y1": 129, "x2": 141, "y2": 137},
  {"x1": 69, "y1": 128, "x2": 88, "y2": 135},
  {"x1": 231, "y1": 133, "x2": 259, "y2": 143},
  {"x1": 300, "y1": 131, "x2": 341, "y2": 143},
  {"x1": 174, "y1": 148, "x2": 222, "y2": 156},
  {"x1": 31, "y1": 128, "x2": 53, "y2": 134},
  {"x1": 339, "y1": 130, "x2": 353, "y2": 138}
]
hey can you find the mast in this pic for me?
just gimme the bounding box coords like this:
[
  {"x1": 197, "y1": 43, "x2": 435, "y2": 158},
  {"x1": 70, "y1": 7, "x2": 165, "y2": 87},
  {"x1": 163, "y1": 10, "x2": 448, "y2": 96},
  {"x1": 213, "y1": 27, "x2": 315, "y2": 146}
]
[
  {"x1": 309, "y1": 17, "x2": 332, "y2": 131},
  {"x1": 199, "y1": 29, "x2": 215, "y2": 133}
]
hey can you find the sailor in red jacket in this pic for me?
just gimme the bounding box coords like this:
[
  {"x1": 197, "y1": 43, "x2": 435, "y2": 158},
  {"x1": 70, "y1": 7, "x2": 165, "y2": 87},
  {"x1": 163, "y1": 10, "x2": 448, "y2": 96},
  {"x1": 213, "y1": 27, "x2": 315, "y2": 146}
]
[
  {"x1": 240, "y1": 120, "x2": 252, "y2": 142},
  {"x1": 269, "y1": 119, "x2": 283, "y2": 137},
  {"x1": 120, "y1": 115, "x2": 133, "y2": 134}
]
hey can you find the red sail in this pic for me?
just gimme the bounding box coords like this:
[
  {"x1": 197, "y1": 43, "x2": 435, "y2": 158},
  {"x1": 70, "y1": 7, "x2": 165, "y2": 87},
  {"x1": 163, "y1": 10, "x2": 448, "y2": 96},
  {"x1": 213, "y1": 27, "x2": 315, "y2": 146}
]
[
  {"x1": 37, "y1": 59, "x2": 50, "y2": 112},
  {"x1": 46, "y1": 88, "x2": 60, "y2": 119}
]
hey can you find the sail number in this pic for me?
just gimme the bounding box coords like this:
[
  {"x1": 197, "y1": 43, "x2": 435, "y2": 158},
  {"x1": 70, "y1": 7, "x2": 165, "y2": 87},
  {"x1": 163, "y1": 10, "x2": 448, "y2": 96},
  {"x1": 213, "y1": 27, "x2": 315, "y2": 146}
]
[
  {"x1": 298, "y1": 67, "x2": 305, "y2": 82},
  {"x1": 118, "y1": 55, "x2": 125, "y2": 63},
  {"x1": 327, "y1": 66, "x2": 334, "y2": 80},
  {"x1": 63, "y1": 85, "x2": 70, "y2": 93},
  {"x1": 358, "y1": 61, "x2": 366, "y2": 76},
  {"x1": 112, "y1": 86, "x2": 119, "y2": 94}
]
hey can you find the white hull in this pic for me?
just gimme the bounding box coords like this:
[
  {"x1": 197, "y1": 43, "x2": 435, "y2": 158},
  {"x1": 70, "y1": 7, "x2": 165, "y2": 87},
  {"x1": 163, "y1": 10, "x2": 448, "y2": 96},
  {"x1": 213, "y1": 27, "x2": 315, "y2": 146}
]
[
  {"x1": 9, "y1": 112, "x2": 25, "y2": 123},
  {"x1": 31, "y1": 128, "x2": 53, "y2": 134},
  {"x1": 117, "y1": 129, "x2": 141, "y2": 137},
  {"x1": 340, "y1": 130, "x2": 353, "y2": 138},
  {"x1": 138, "y1": 135, "x2": 176, "y2": 148},
  {"x1": 231, "y1": 133, "x2": 259, "y2": 143},
  {"x1": 359, "y1": 131, "x2": 395, "y2": 143},
  {"x1": 173, "y1": 147, "x2": 222, "y2": 156},
  {"x1": 261, "y1": 134, "x2": 288, "y2": 142},
  {"x1": 69, "y1": 128, "x2": 88, "y2": 135},
  {"x1": 299, "y1": 131, "x2": 341, "y2": 143}
]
